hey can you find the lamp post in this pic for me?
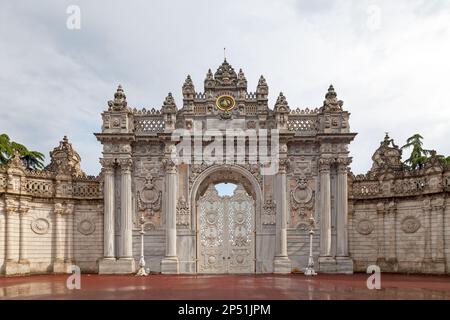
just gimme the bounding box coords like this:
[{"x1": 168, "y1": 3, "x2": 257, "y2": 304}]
[
  {"x1": 136, "y1": 213, "x2": 149, "y2": 276},
  {"x1": 304, "y1": 217, "x2": 317, "y2": 276}
]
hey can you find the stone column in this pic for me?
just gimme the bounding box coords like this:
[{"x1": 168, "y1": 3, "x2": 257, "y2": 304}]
[
  {"x1": 18, "y1": 202, "x2": 30, "y2": 273},
  {"x1": 336, "y1": 160, "x2": 348, "y2": 256},
  {"x1": 319, "y1": 158, "x2": 332, "y2": 257},
  {"x1": 103, "y1": 163, "x2": 115, "y2": 259},
  {"x1": 335, "y1": 158, "x2": 353, "y2": 273},
  {"x1": 422, "y1": 199, "x2": 432, "y2": 271},
  {"x1": 431, "y1": 198, "x2": 445, "y2": 272},
  {"x1": 161, "y1": 158, "x2": 179, "y2": 273},
  {"x1": 273, "y1": 159, "x2": 291, "y2": 273},
  {"x1": 376, "y1": 202, "x2": 386, "y2": 266},
  {"x1": 318, "y1": 157, "x2": 336, "y2": 271},
  {"x1": 5, "y1": 200, "x2": 19, "y2": 275},
  {"x1": 65, "y1": 203, "x2": 75, "y2": 265},
  {"x1": 53, "y1": 203, "x2": 66, "y2": 273},
  {"x1": 385, "y1": 202, "x2": 398, "y2": 271},
  {"x1": 119, "y1": 159, "x2": 134, "y2": 261}
]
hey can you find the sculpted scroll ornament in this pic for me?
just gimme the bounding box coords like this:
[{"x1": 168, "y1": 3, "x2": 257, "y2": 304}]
[
  {"x1": 401, "y1": 216, "x2": 421, "y2": 234},
  {"x1": 290, "y1": 176, "x2": 314, "y2": 217},
  {"x1": 262, "y1": 195, "x2": 276, "y2": 225},
  {"x1": 176, "y1": 196, "x2": 190, "y2": 228},
  {"x1": 137, "y1": 177, "x2": 162, "y2": 215}
]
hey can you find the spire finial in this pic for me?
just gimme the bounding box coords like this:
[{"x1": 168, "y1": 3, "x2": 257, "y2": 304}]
[{"x1": 224, "y1": 47, "x2": 226, "y2": 61}]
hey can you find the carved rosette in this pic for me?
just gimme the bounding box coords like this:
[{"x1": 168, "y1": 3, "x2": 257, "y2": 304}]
[
  {"x1": 31, "y1": 218, "x2": 50, "y2": 235},
  {"x1": 77, "y1": 214, "x2": 96, "y2": 236},
  {"x1": 355, "y1": 218, "x2": 375, "y2": 235},
  {"x1": 401, "y1": 216, "x2": 421, "y2": 234}
]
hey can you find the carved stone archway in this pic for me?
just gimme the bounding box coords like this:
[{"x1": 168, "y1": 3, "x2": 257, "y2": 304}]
[
  {"x1": 189, "y1": 165, "x2": 263, "y2": 232},
  {"x1": 189, "y1": 165, "x2": 263, "y2": 273}
]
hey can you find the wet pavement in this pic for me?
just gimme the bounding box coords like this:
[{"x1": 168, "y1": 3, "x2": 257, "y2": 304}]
[{"x1": 0, "y1": 273, "x2": 449, "y2": 300}]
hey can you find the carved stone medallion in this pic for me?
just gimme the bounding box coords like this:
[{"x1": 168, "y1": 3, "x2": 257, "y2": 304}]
[
  {"x1": 401, "y1": 216, "x2": 421, "y2": 234},
  {"x1": 355, "y1": 218, "x2": 374, "y2": 235},
  {"x1": 31, "y1": 218, "x2": 50, "y2": 235},
  {"x1": 77, "y1": 218, "x2": 96, "y2": 235}
]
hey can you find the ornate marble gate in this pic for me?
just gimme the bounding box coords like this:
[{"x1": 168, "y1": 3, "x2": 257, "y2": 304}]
[
  {"x1": 96, "y1": 58, "x2": 356, "y2": 274},
  {"x1": 197, "y1": 184, "x2": 255, "y2": 274}
]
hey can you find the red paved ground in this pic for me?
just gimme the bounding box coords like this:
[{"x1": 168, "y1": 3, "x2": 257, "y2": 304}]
[{"x1": 0, "y1": 273, "x2": 449, "y2": 300}]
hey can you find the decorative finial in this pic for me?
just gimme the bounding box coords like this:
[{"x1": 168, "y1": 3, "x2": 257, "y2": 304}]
[
  {"x1": 224, "y1": 47, "x2": 226, "y2": 61},
  {"x1": 107, "y1": 84, "x2": 128, "y2": 111},
  {"x1": 323, "y1": 84, "x2": 343, "y2": 111}
]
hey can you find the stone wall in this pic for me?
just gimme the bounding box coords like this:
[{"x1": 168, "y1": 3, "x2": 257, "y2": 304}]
[
  {"x1": 348, "y1": 135, "x2": 450, "y2": 274},
  {"x1": 0, "y1": 137, "x2": 103, "y2": 276}
]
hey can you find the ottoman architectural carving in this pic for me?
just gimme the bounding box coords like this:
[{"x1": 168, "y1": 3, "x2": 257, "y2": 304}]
[{"x1": 1, "y1": 59, "x2": 449, "y2": 276}]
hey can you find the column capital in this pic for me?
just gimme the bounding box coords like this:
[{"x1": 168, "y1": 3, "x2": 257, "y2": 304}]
[
  {"x1": 54, "y1": 202, "x2": 64, "y2": 215},
  {"x1": 319, "y1": 157, "x2": 333, "y2": 173},
  {"x1": 278, "y1": 158, "x2": 289, "y2": 174},
  {"x1": 5, "y1": 198, "x2": 18, "y2": 215},
  {"x1": 100, "y1": 158, "x2": 116, "y2": 170},
  {"x1": 163, "y1": 158, "x2": 177, "y2": 174},
  {"x1": 376, "y1": 202, "x2": 385, "y2": 215},
  {"x1": 118, "y1": 158, "x2": 133, "y2": 172},
  {"x1": 19, "y1": 205, "x2": 30, "y2": 215},
  {"x1": 336, "y1": 157, "x2": 352, "y2": 173}
]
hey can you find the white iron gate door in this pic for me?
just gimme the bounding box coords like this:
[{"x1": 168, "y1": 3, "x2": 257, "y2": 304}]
[{"x1": 197, "y1": 184, "x2": 255, "y2": 274}]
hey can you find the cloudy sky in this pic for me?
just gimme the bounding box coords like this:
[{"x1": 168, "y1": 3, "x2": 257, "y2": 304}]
[{"x1": 1, "y1": 0, "x2": 449, "y2": 176}]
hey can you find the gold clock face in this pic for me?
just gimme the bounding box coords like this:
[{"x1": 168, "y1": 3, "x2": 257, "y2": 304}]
[{"x1": 216, "y1": 95, "x2": 236, "y2": 111}]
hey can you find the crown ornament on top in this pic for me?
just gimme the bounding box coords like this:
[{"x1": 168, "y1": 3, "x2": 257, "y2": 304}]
[
  {"x1": 108, "y1": 85, "x2": 128, "y2": 111},
  {"x1": 213, "y1": 59, "x2": 238, "y2": 87},
  {"x1": 162, "y1": 92, "x2": 177, "y2": 113},
  {"x1": 274, "y1": 92, "x2": 290, "y2": 113},
  {"x1": 323, "y1": 84, "x2": 344, "y2": 112}
]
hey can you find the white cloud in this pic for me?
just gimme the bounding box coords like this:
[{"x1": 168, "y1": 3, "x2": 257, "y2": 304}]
[{"x1": 1, "y1": 0, "x2": 449, "y2": 175}]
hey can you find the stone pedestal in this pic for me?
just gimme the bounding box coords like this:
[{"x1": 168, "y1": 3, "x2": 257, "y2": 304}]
[
  {"x1": 318, "y1": 256, "x2": 337, "y2": 272},
  {"x1": 161, "y1": 256, "x2": 179, "y2": 274},
  {"x1": 99, "y1": 258, "x2": 136, "y2": 274},
  {"x1": 273, "y1": 256, "x2": 292, "y2": 274},
  {"x1": 52, "y1": 260, "x2": 71, "y2": 274}
]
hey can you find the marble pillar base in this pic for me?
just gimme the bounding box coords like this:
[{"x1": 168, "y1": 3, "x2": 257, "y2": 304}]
[
  {"x1": 161, "y1": 256, "x2": 179, "y2": 274},
  {"x1": 99, "y1": 258, "x2": 136, "y2": 274},
  {"x1": 318, "y1": 256, "x2": 354, "y2": 273},
  {"x1": 335, "y1": 256, "x2": 354, "y2": 274},
  {"x1": 420, "y1": 258, "x2": 446, "y2": 274},
  {"x1": 273, "y1": 256, "x2": 292, "y2": 274},
  {"x1": 5, "y1": 260, "x2": 30, "y2": 276},
  {"x1": 318, "y1": 256, "x2": 336, "y2": 273},
  {"x1": 53, "y1": 260, "x2": 73, "y2": 274}
]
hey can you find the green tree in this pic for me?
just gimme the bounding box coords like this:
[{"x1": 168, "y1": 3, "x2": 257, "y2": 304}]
[
  {"x1": 436, "y1": 154, "x2": 450, "y2": 166},
  {"x1": 401, "y1": 134, "x2": 431, "y2": 170},
  {"x1": 0, "y1": 133, "x2": 45, "y2": 170}
]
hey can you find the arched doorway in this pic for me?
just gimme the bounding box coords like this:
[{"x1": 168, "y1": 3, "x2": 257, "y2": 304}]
[{"x1": 189, "y1": 165, "x2": 262, "y2": 274}]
